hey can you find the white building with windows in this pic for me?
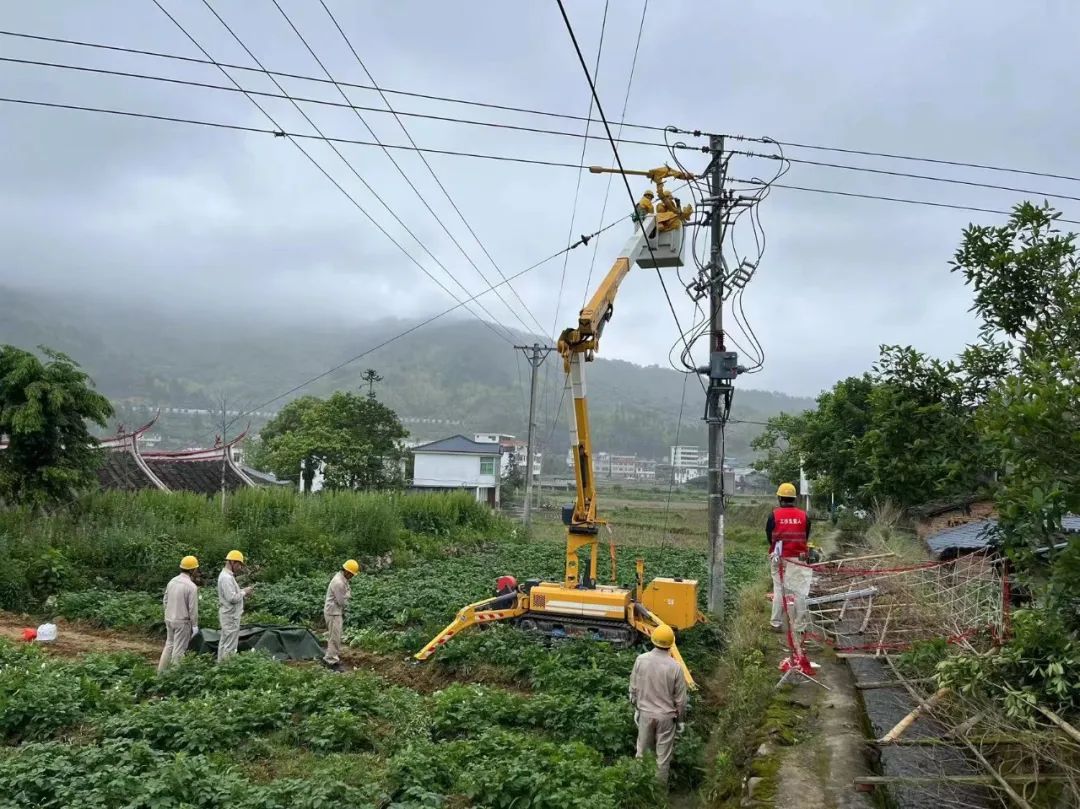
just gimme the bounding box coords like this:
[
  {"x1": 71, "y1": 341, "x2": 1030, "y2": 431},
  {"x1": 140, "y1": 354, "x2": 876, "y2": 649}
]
[{"x1": 412, "y1": 435, "x2": 502, "y2": 506}]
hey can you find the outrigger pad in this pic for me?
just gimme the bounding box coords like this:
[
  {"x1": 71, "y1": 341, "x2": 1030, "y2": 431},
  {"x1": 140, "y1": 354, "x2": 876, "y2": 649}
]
[{"x1": 188, "y1": 624, "x2": 324, "y2": 661}]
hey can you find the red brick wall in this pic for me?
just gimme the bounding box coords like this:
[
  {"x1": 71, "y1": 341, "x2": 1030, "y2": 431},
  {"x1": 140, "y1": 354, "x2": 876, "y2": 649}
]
[{"x1": 917, "y1": 500, "x2": 996, "y2": 540}]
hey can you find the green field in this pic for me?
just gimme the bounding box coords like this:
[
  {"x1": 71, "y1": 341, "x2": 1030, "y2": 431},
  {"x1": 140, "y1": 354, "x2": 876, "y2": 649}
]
[{"x1": 0, "y1": 489, "x2": 771, "y2": 808}]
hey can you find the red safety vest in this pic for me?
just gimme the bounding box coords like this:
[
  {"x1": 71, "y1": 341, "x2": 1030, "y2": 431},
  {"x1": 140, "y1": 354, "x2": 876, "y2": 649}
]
[{"x1": 771, "y1": 507, "x2": 809, "y2": 558}]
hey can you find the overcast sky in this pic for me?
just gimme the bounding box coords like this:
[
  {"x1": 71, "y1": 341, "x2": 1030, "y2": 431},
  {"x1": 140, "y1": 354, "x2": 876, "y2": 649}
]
[{"x1": 3, "y1": 1, "x2": 1079, "y2": 397}]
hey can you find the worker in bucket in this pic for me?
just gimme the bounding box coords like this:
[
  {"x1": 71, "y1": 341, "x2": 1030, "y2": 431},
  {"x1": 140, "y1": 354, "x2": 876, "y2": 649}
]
[
  {"x1": 217, "y1": 549, "x2": 252, "y2": 662},
  {"x1": 158, "y1": 555, "x2": 199, "y2": 674},
  {"x1": 767, "y1": 482, "x2": 811, "y2": 631},
  {"x1": 629, "y1": 624, "x2": 688, "y2": 787},
  {"x1": 323, "y1": 559, "x2": 359, "y2": 671}
]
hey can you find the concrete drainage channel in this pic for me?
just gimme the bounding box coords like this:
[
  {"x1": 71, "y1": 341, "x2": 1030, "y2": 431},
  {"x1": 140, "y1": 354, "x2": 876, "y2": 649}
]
[{"x1": 846, "y1": 653, "x2": 993, "y2": 809}]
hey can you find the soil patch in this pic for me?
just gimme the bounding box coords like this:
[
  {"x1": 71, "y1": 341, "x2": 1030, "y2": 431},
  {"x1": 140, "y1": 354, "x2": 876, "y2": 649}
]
[{"x1": 0, "y1": 611, "x2": 160, "y2": 659}]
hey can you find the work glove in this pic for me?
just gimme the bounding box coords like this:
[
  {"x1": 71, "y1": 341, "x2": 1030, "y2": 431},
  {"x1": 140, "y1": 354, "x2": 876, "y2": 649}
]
[
  {"x1": 633, "y1": 710, "x2": 640, "y2": 727},
  {"x1": 192, "y1": 625, "x2": 199, "y2": 636},
  {"x1": 676, "y1": 721, "x2": 686, "y2": 736}
]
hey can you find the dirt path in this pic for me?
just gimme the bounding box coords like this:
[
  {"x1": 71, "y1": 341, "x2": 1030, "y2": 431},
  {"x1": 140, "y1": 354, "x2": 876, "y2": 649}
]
[{"x1": 0, "y1": 612, "x2": 161, "y2": 660}]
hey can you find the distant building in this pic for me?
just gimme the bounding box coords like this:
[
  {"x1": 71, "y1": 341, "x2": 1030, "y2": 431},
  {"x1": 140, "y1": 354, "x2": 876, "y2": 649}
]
[
  {"x1": 635, "y1": 459, "x2": 657, "y2": 481},
  {"x1": 669, "y1": 445, "x2": 707, "y2": 483},
  {"x1": 91, "y1": 417, "x2": 265, "y2": 494},
  {"x1": 412, "y1": 435, "x2": 502, "y2": 507}
]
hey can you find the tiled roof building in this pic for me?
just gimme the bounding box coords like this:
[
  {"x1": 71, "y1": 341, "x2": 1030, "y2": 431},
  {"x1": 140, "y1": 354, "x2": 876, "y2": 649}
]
[{"x1": 94, "y1": 417, "x2": 260, "y2": 495}]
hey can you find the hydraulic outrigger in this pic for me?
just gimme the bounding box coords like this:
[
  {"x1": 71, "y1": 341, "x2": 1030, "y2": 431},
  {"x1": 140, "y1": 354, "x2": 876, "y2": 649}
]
[{"x1": 415, "y1": 166, "x2": 703, "y2": 687}]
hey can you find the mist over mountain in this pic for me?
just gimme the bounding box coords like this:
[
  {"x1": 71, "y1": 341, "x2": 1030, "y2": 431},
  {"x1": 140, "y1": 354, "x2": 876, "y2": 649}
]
[{"x1": 2, "y1": 285, "x2": 814, "y2": 463}]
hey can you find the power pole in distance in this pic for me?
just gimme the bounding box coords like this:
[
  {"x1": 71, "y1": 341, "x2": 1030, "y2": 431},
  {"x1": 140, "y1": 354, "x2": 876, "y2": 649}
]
[
  {"x1": 515, "y1": 343, "x2": 554, "y2": 527},
  {"x1": 361, "y1": 368, "x2": 383, "y2": 398},
  {"x1": 705, "y1": 135, "x2": 738, "y2": 617}
]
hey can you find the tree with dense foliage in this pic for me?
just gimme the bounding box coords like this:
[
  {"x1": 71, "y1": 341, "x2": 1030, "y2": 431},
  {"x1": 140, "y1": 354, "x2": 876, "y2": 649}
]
[
  {"x1": 255, "y1": 392, "x2": 408, "y2": 492},
  {"x1": 952, "y1": 203, "x2": 1080, "y2": 627},
  {"x1": 0, "y1": 345, "x2": 113, "y2": 507}
]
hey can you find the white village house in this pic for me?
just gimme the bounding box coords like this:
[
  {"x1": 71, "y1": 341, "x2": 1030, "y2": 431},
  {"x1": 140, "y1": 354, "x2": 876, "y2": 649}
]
[{"x1": 411, "y1": 435, "x2": 502, "y2": 507}]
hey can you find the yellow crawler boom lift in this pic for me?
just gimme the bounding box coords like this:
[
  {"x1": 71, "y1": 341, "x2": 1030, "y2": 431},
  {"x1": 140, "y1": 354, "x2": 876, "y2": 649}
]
[{"x1": 415, "y1": 166, "x2": 703, "y2": 687}]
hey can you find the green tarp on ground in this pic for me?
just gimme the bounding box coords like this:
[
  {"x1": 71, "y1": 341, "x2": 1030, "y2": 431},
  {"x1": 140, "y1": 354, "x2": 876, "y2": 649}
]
[{"x1": 189, "y1": 624, "x2": 324, "y2": 661}]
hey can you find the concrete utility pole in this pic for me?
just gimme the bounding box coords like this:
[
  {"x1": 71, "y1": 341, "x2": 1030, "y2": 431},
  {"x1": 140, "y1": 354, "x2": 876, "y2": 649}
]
[
  {"x1": 705, "y1": 134, "x2": 737, "y2": 616},
  {"x1": 515, "y1": 343, "x2": 554, "y2": 527}
]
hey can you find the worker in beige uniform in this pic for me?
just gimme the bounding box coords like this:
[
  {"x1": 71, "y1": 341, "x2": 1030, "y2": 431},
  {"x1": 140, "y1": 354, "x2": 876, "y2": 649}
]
[
  {"x1": 323, "y1": 559, "x2": 359, "y2": 671},
  {"x1": 628, "y1": 624, "x2": 688, "y2": 786},
  {"x1": 217, "y1": 549, "x2": 252, "y2": 662},
  {"x1": 158, "y1": 555, "x2": 200, "y2": 674}
]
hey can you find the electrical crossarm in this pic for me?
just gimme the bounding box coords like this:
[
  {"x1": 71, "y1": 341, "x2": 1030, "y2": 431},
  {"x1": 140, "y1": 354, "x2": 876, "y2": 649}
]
[{"x1": 415, "y1": 166, "x2": 703, "y2": 688}]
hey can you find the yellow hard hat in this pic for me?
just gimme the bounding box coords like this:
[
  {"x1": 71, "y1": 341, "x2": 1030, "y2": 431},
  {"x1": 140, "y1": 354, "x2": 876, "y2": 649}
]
[
  {"x1": 776, "y1": 482, "x2": 797, "y2": 499},
  {"x1": 225, "y1": 550, "x2": 245, "y2": 563},
  {"x1": 651, "y1": 624, "x2": 675, "y2": 649},
  {"x1": 343, "y1": 559, "x2": 360, "y2": 575},
  {"x1": 180, "y1": 555, "x2": 199, "y2": 570}
]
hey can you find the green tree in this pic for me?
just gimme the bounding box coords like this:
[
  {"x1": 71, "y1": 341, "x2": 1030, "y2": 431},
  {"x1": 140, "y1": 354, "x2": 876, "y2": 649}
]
[
  {"x1": 952, "y1": 203, "x2": 1080, "y2": 625},
  {"x1": 258, "y1": 392, "x2": 409, "y2": 492},
  {"x1": 251, "y1": 396, "x2": 321, "y2": 490},
  {"x1": 0, "y1": 345, "x2": 113, "y2": 507}
]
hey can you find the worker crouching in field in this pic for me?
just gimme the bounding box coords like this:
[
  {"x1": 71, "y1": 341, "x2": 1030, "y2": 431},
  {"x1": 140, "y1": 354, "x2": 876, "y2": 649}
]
[
  {"x1": 158, "y1": 555, "x2": 199, "y2": 674},
  {"x1": 767, "y1": 482, "x2": 811, "y2": 632},
  {"x1": 323, "y1": 559, "x2": 359, "y2": 671},
  {"x1": 217, "y1": 549, "x2": 252, "y2": 662},
  {"x1": 629, "y1": 624, "x2": 687, "y2": 787}
]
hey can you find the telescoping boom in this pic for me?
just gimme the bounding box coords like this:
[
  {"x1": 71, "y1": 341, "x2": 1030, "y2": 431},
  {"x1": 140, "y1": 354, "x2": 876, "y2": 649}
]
[{"x1": 415, "y1": 166, "x2": 704, "y2": 687}]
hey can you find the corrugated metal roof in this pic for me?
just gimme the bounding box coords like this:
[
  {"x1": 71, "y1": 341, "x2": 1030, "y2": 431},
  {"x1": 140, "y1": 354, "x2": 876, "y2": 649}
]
[
  {"x1": 926, "y1": 515, "x2": 1080, "y2": 557},
  {"x1": 412, "y1": 434, "x2": 501, "y2": 455}
]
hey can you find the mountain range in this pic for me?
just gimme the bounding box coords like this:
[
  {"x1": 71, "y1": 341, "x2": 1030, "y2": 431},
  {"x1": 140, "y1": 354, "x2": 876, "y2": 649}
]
[{"x1": 1, "y1": 285, "x2": 814, "y2": 466}]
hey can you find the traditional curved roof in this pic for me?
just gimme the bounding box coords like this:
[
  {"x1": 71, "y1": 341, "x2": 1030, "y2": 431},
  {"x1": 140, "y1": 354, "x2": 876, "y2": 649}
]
[{"x1": 94, "y1": 422, "x2": 261, "y2": 495}]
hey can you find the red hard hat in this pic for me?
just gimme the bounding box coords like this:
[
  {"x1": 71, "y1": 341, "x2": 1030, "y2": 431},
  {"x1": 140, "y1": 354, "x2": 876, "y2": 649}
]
[
  {"x1": 495, "y1": 575, "x2": 518, "y2": 592},
  {"x1": 21, "y1": 628, "x2": 37, "y2": 642}
]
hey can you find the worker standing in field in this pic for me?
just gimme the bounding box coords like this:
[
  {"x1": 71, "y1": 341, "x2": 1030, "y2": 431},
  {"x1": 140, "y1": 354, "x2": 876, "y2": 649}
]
[
  {"x1": 767, "y1": 482, "x2": 811, "y2": 632},
  {"x1": 158, "y1": 555, "x2": 199, "y2": 674},
  {"x1": 323, "y1": 559, "x2": 359, "y2": 671},
  {"x1": 217, "y1": 549, "x2": 252, "y2": 662},
  {"x1": 629, "y1": 624, "x2": 687, "y2": 787}
]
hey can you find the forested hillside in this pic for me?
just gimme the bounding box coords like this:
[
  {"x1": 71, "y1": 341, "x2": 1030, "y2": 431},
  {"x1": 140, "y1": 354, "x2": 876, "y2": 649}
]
[{"x1": 1, "y1": 286, "x2": 813, "y2": 459}]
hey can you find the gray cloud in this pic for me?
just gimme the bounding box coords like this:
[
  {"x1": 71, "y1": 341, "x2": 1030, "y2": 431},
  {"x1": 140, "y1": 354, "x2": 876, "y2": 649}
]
[{"x1": 2, "y1": 0, "x2": 1079, "y2": 398}]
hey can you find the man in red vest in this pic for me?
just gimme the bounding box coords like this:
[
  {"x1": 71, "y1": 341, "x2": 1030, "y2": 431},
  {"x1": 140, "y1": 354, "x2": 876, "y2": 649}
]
[{"x1": 767, "y1": 482, "x2": 811, "y2": 631}]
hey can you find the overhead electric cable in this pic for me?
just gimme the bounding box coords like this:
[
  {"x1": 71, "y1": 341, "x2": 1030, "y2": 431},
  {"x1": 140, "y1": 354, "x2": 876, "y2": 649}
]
[
  {"x1": 583, "y1": 0, "x2": 648, "y2": 308},
  {"x1": 7, "y1": 28, "x2": 1080, "y2": 185},
  {"x1": 550, "y1": 0, "x2": 610, "y2": 340},
  {"x1": 733, "y1": 149, "x2": 1080, "y2": 205},
  {"x1": 270, "y1": 0, "x2": 543, "y2": 337},
  {"x1": 317, "y1": 0, "x2": 551, "y2": 338},
  {"x1": 729, "y1": 177, "x2": 1080, "y2": 225},
  {"x1": 555, "y1": 0, "x2": 706, "y2": 394},
  {"x1": 722, "y1": 133, "x2": 1080, "y2": 185},
  {"x1": 0, "y1": 56, "x2": 668, "y2": 157},
  {"x1": 193, "y1": 0, "x2": 523, "y2": 343},
  {"x1": 221, "y1": 217, "x2": 625, "y2": 430},
  {"x1": 0, "y1": 29, "x2": 671, "y2": 134},
  {"x1": 0, "y1": 95, "x2": 592, "y2": 170}
]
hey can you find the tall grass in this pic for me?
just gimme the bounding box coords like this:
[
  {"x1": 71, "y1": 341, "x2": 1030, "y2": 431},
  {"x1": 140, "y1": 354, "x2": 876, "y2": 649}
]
[{"x1": 0, "y1": 489, "x2": 511, "y2": 609}]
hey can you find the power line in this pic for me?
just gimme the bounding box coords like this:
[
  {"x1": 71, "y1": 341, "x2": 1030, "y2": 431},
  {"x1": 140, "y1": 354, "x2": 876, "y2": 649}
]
[
  {"x1": 0, "y1": 55, "x2": 669, "y2": 151},
  {"x1": 584, "y1": 0, "x2": 648, "y2": 308},
  {"x1": 555, "y1": 0, "x2": 706, "y2": 395},
  {"x1": 723, "y1": 133, "x2": 1080, "y2": 186},
  {"x1": 0, "y1": 95, "x2": 591, "y2": 170},
  {"x1": 733, "y1": 149, "x2": 1080, "y2": 206},
  {"x1": 222, "y1": 216, "x2": 626, "y2": 430},
  {"x1": 550, "y1": 0, "x2": 610, "y2": 341},
  {"x1": 189, "y1": 0, "x2": 520, "y2": 344},
  {"x1": 313, "y1": 0, "x2": 548, "y2": 338},
  {"x1": 267, "y1": 1, "x2": 540, "y2": 340},
  {"x1": 0, "y1": 29, "x2": 672, "y2": 134},
  {"x1": 729, "y1": 177, "x2": 1080, "y2": 225},
  {"x1": 6, "y1": 27, "x2": 1080, "y2": 188}
]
